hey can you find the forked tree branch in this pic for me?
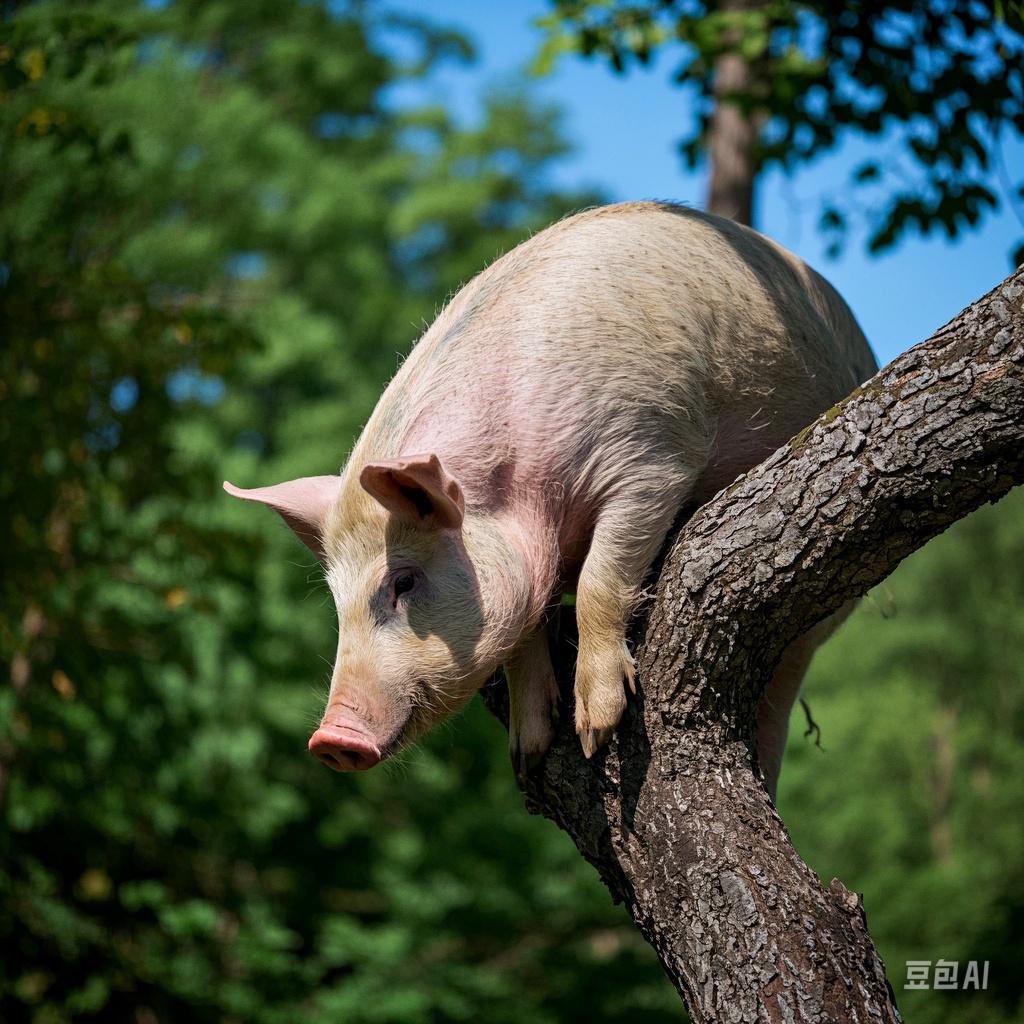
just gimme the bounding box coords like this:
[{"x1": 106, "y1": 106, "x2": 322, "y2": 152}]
[{"x1": 484, "y1": 266, "x2": 1024, "y2": 1023}]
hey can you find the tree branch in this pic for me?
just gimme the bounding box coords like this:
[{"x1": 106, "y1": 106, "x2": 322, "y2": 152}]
[{"x1": 483, "y1": 267, "x2": 1024, "y2": 1023}]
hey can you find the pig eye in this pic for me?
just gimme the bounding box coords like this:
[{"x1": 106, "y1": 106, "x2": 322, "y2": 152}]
[{"x1": 390, "y1": 570, "x2": 419, "y2": 608}]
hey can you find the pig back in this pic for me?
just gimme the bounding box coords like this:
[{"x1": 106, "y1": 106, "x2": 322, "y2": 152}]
[{"x1": 357, "y1": 202, "x2": 877, "y2": 514}]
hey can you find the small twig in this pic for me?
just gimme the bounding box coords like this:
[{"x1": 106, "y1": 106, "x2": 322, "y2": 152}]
[{"x1": 799, "y1": 697, "x2": 824, "y2": 750}]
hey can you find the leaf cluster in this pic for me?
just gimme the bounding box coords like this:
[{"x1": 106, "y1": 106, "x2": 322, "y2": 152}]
[
  {"x1": 1, "y1": 3, "x2": 674, "y2": 1022},
  {"x1": 536, "y1": 0, "x2": 1024, "y2": 262}
]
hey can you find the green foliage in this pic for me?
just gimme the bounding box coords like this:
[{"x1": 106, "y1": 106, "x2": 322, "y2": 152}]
[
  {"x1": 2, "y1": 2, "x2": 1022, "y2": 1022},
  {"x1": 1, "y1": 2, "x2": 676, "y2": 1022},
  {"x1": 536, "y1": 0, "x2": 1024, "y2": 263},
  {"x1": 780, "y1": 487, "x2": 1024, "y2": 1023}
]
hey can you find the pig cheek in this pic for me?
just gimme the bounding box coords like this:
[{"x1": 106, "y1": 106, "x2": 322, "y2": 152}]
[
  {"x1": 399, "y1": 635, "x2": 473, "y2": 721},
  {"x1": 408, "y1": 585, "x2": 488, "y2": 675}
]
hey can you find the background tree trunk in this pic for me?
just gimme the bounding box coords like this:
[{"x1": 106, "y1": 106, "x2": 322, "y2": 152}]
[
  {"x1": 705, "y1": 0, "x2": 764, "y2": 225},
  {"x1": 485, "y1": 267, "x2": 1024, "y2": 1022}
]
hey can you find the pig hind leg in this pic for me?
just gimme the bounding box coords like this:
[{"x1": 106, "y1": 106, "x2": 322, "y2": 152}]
[
  {"x1": 757, "y1": 636, "x2": 817, "y2": 800},
  {"x1": 505, "y1": 626, "x2": 559, "y2": 778},
  {"x1": 574, "y1": 466, "x2": 696, "y2": 757},
  {"x1": 757, "y1": 600, "x2": 856, "y2": 797}
]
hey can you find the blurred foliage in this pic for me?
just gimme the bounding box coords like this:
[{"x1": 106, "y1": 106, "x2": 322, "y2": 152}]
[
  {"x1": 536, "y1": 0, "x2": 1024, "y2": 263},
  {"x1": 1, "y1": 1, "x2": 1022, "y2": 1023},
  {"x1": 0, "y1": 1, "x2": 674, "y2": 1022},
  {"x1": 782, "y1": 486, "x2": 1024, "y2": 1024}
]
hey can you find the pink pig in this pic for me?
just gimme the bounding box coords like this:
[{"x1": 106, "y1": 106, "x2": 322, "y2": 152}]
[{"x1": 226, "y1": 202, "x2": 875, "y2": 791}]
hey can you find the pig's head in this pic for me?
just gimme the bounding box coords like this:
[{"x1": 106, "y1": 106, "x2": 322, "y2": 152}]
[{"x1": 224, "y1": 453, "x2": 535, "y2": 772}]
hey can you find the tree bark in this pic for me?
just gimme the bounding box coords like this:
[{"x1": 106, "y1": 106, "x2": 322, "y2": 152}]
[
  {"x1": 705, "y1": 0, "x2": 764, "y2": 226},
  {"x1": 484, "y1": 267, "x2": 1024, "y2": 1022}
]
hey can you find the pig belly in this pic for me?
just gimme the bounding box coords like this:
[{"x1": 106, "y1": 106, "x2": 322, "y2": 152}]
[{"x1": 692, "y1": 404, "x2": 820, "y2": 506}]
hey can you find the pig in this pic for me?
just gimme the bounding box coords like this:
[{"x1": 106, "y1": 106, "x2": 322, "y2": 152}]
[{"x1": 225, "y1": 201, "x2": 876, "y2": 792}]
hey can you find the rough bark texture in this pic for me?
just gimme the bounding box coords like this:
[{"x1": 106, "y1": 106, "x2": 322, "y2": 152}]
[
  {"x1": 705, "y1": 0, "x2": 763, "y2": 226},
  {"x1": 484, "y1": 268, "x2": 1024, "y2": 1023}
]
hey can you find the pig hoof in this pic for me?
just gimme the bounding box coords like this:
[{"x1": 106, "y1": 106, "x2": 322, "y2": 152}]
[
  {"x1": 511, "y1": 746, "x2": 547, "y2": 782},
  {"x1": 577, "y1": 725, "x2": 614, "y2": 759},
  {"x1": 509, "y1": 726, "x2": 554, "y2": 780},
  {"x1": 577, "y1": 700, "x2": 622, "y2": 757},
  {"x1": 574, "y1": 637, "x2": 633, "y2": 757}
]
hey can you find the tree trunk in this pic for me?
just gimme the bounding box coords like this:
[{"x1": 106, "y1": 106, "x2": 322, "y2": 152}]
[
  {"x1": 484, "y1": 267, "x2": 1024, "y2": 1022},
  {"x1": 706, "y1": 0, "x2": 763, "y2": 226}
]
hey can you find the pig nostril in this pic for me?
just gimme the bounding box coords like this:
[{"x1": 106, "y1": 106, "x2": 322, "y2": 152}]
[
  {"x1": 314, "y1": 747, "x2": 359, "y2": 772},
  {"x1": 316, "y1": 749, "x2": 345, "y2": 771},
  {"x1": 309, "y1": 726, "x2": 382, "y2": 772}
]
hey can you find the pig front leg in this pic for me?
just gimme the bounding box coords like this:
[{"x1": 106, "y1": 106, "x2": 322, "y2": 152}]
[
  {"x1": 574, "y1": 481, "x2": 691, "y2": 757},
  {"x1": 505, "y1": 626, "x2": 559, "y2": 777}
]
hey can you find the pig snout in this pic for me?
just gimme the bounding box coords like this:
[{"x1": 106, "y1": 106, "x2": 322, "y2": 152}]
[{"x1": 308, "y1": 716, "x2": 382, "y2": 772}]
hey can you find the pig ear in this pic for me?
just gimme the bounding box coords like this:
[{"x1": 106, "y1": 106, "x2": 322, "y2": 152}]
[
  {"x1": 359, "y1": 454, "x2": 464, "y2": 530},
  {"x1": 223, "y1": 475, "x2": 342, "y2": 560}
]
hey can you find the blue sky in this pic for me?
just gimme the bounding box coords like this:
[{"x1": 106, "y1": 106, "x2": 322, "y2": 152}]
[{"x1": 387, "y1": 1, "x2": 1022, "y2": 366}]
